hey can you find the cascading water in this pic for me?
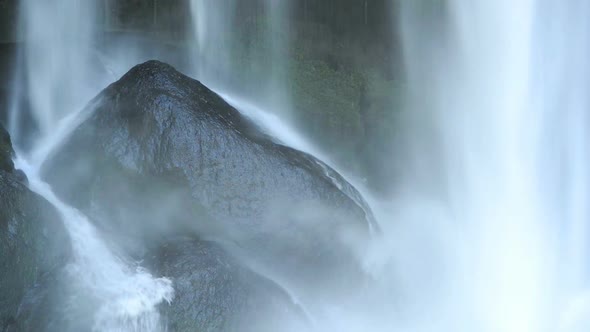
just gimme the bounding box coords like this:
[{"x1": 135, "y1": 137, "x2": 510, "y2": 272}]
[
  {"x1": 14, "y1": 0, "x2": 102, "y2": 140},
  {"x1": 15, "y1": 155, "x2": 174, "y2": 332},
  {"x1": 9, "y1": 1, "x2": 176, "y2": 330},
  {"x1": 189, "y1": 0, "x2": 238, "y2": 88},
  {"x1": 264, "y1": 0, "x2": 291, "y2": 117},
  {"x1": 385, "y1": 1, "x2": 590, "y2": 331},
  {"x1": 189, "y1": 0, "x2": 291, "y2": 117}
]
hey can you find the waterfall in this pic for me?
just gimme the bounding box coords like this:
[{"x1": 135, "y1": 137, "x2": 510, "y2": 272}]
[
  {"x1": 15, "y1": 0, "x2": 100, "y2": 140},
  {"x1": 392, "y1": 1, "x2": 590, "y2": 331},
  {"x1": 189, "y1": 0, "x2": 238, "y2": 88},
  {"x1": 264, "y1": 0, "x2": 291, "y2": 118},
  {"x1": 188, "y1": 0, "x2": 291, "y2": 117}
]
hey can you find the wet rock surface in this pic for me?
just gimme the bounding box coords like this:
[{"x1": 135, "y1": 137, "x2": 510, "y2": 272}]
[
  {"x1": 42, "y1": 60, "x2": 374, "y2": 326},
  {"x1": 154, "y1": 238, "x2": 307, "y2": 332}
]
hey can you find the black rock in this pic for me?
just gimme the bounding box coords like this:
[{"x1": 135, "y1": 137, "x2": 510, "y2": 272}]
[
  {"x1": 42, "y1": 60, "x2": 373, "y2": 304},
  {"x1": 9, "y1": 269, "x2": 93, "y2": 332},
  {"x1": 154, "y1": 238, "x2": 308, "y2": 332},
  {"x1": 0, "y1": 125, "x2": 71, "y2": 331}
]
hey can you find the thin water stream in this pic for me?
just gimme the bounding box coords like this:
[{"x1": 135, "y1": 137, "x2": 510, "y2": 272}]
[{"x1": 13, "y1": 112, "x2": 175, "y2": 331}]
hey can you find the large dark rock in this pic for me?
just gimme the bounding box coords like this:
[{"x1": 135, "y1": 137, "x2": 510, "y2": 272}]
[
  {"x1": 154, "y1": 238, "x2": 308, "y2": 332},
  {"x1": 42, "y1": 60, "x2": 373, "y2": 303},
  {"x1": 0, "y1": 125, "x2": 70, "y2": 331}
]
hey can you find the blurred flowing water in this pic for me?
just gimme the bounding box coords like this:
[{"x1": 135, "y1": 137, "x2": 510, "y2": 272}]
[
  {"x1": 12, "y1": 0, "x2": 100, "y2": 140},
  {"x1": 189, "y1": 0, "x2": 237, "y2": 88},
  {"x1": 15, "y1": 155, "x2": 175, "y2": 332},
  {"x1": 188, "y1": 0, "x2": 291, "y2": 117},
  {"x1": 388, "y1": 1, "x2": 590, "y2": 331}
]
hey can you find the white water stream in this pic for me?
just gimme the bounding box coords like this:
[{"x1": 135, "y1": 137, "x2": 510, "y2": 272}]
[
  {"x1": 16, "y1": 156, "x2": 174, "y2": 332},
  {"x1": 14, "y1": 128, "x2": 174, "y2": 331}
]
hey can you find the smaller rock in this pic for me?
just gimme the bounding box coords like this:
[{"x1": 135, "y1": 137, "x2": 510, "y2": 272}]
[{"x1": 153, "y1": 237, "x2": 308, "y2": 332}]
